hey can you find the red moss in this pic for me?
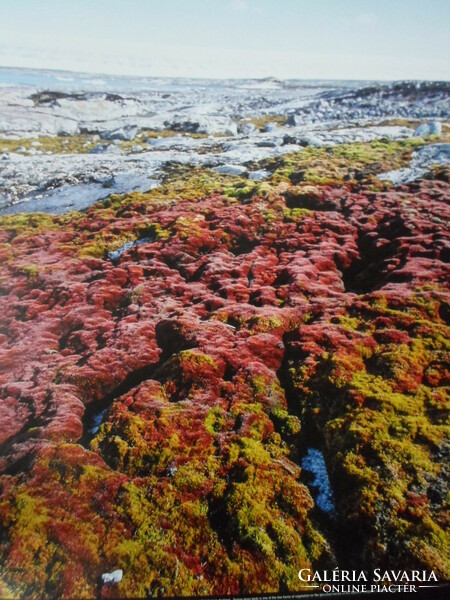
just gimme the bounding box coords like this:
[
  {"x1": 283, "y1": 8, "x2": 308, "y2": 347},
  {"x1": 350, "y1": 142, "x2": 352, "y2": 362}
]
[{"x1": 0, "y1": 161, "x2": 449, "y2": 594}]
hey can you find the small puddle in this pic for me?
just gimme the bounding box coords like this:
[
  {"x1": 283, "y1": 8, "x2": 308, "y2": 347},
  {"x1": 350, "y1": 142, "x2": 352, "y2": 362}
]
[
  {"x1": 302, "y1": 447, "x2": 336, "y2": 518},
  {"x1": 108, "y1": 236, "x2": 154, "y2": 263},
  {"x1": 80, "y1": 404, "x2": 110, "y2": 447},
  {"x1": 87, "y1": 408, "x2": 108, "y2": 436},
  {"x1": 0, "y1": 175, "x2": 159, "y2": 216},
  {"x1": 0, "y1": 182, "x2": 112, "y2": 216}
]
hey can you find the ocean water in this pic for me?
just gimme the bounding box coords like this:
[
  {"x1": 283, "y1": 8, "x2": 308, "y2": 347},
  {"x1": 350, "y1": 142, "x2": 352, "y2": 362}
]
[{"x1": 0, "y1": 65, "x2": 363, "y2": 94}]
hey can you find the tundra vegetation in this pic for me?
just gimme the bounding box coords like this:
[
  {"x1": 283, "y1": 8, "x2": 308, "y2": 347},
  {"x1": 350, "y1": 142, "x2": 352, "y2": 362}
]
[{"x1": 0, "y1": 136, "x2": 448, "y2": 598}]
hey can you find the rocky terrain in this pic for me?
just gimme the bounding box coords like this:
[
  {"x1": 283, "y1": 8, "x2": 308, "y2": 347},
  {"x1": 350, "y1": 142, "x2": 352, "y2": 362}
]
[
  {"x1": 0, "y1": 71, "x2": 449, "y2": 598},
  {"x1": 1, "y1": 73, "x2": 449, "y2": 212}
]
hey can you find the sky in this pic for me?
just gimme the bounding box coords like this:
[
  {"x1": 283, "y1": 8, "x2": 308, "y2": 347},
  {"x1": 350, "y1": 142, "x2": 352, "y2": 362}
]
[{"x1": 0, "y1": 0, "x2": 449, "y2": 80}]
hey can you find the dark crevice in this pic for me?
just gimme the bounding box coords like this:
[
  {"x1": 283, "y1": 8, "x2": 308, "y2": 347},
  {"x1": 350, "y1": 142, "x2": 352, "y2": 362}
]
[
  {"x1": 276, "y1": 331, "x2": 393, "y2": 571},
  {"x1": 275, "y1": 333, "x2": 378, "y2": 571},
  {"x1": 438, "y1": 302, "x2": 450, "y2": 326},
  {"x1": 364, "y1": 353, "x2": 392, "y2": 379},
  {"x1": 275, "y1": 337, "x2": 339, "y2": 555},
  {"x1": 273, "y1": 268, "x2": 293, "y2": 288},
  {"x1": 1, "y1": 449, "x2": 37, "y2": 477},
  {"x1": 248, "y1": 290, "x2": 265, "y2": 306},
  {"x1": 108, "y1": 234, "x2": 157, "y2": 265},
  {"x1": 0, "y1": 391, "x2": 57, "y2": 473},
  {"x1": 187, "y1": 260, "x2": 209, "y2": 282},
  {"x1": 80, "y1": 320, "x2": 196, "y2": 447},
  {"x1": 223, "y1": 363, "x2": 235, "y2": 382},
  {"x1": 283, "y1": 189, "x2": 337, "y2": 211},
  {"x1": 207, "y1": 495, "x2": 234, "y2": 556},
  {"x1": 58, "y1": 324, "x2": 83, "y2": 351},
  {"x1": 342, "y1": 220, "x2": 410, "y2": 294},
  {"x1": 229, "y1": 235, "x2": 257, "y2": 256}
]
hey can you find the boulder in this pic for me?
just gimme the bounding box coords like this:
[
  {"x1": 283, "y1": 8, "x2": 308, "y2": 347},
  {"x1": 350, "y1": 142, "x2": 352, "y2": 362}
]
[
  {"x1": 413, "y1": 121, "x2": 442, "y2": 137},
  {"x1": 100, "y1": 125, "x2": 138, "y2": 141},
  {"x1": 287, "y1": 114, "x2": 302, "y2": 127},
  {"x1": 88, "y1": 144, "x2": 123, "y2": 155},
  {"x1": 239, "y1": 122, "x2": 258, "y2": 135},
  {"x1": 248, "y1": 169, "x2": 270, "y2": 180},
  {"x1": 213, "y1": 164, "x2": 247, "y2": 176},
  {"x1": 263, "y1": 121, "x2": 279, "y2": 132},
  {"x1": 102, "y1": 569, "x2": 123, "y2": 584}
]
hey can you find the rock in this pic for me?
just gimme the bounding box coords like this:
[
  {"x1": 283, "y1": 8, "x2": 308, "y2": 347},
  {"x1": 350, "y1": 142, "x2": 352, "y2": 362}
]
[
  {"x1": 146, "y1": 136, "x2": 195, "y2": 150},
  {"x1": 169, "y1": 119, "x2": 200, "y2": 134},
  {"x1": 224, "y1": 122, "x2": 238, "y2": 136},
  {"x1": 287, "y1": 114, "x2": 302, "y2": 127},
  {"x1": 248, "y1": 169, "x2": 270, "y2": 180},
  {"x1": 378, "y1": 143, "x2": 450, "y2": 184},
  {"x1": 213, "y1": 164, "x2": 247, "y2": 176},
  {"x1": 297, "y1": 134, "x2": 324, "y2": 147},
  {"x1": 2, "y1": 81, "x2": 447, "y2": 209},
  {"x1": 263, "y1": 122, "x2": 279, "y2": 133},
  {"x1": 238, "y1": 122, "x2": 258, "y2": 135},
  {"x1": 282, "y1": 134, "x2": 298, "y2": 145},
  {"x1": 102, "y1": 569, "x2": 123, "y2": 584},
  {"x1": 256, "y1": 140, "x2": 280, "y2": 148},
  {"x1": 88, "y1": 144, "x2": 109, "y2": 154},
  {"x1": 413, "y1": 121, "x2": 442, "y2": 137},
  {"x1": 88, "y1": 144, "x2": 123, "y2": 155},
  {"x1": 100, "y1": 125, "x2": 138, "y2": 141},
  {"x1": 56, "y1": 121, "x2": 79, "y2": 136},
  {"x1": 168, "y1": 117, "x2": 237, "y2": 136},
  {"x1": 378, "y1": 166, "x2": 423, "y2": 186}
]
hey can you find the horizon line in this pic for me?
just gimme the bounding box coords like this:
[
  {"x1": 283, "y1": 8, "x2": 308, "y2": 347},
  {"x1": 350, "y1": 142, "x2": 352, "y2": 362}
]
[{"x1": 1, "y1": 63, "x2": 449, "y2": 85}]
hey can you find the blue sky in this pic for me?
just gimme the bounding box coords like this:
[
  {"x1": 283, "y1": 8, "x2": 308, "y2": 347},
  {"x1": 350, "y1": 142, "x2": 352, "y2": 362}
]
[{"x1": 0, "y1": 0, "x2": 449, "y2": 79}]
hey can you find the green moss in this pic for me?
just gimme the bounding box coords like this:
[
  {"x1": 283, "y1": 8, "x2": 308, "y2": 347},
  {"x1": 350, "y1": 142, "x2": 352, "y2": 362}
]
[
  {"x1": 0, "y1": 578, "x2": 18, "y2": 600},
  {"x1": 223, "y1": 181, "x2": 260, "y2": 200},
  {"x1": 249, "y1": 315, "x2": 284, "y2": 332},
  {"x1": 77, "y1": 240, "x2": 109, "y2": 259},
  {"x1": 243, "y1": 115, "x2": 288, "y2": 131},
  {"x1": 250, "y1": 375, "x2": 269, "y2": 396},
  {"x1": 238, "y1": 438, "x2": 271, "y2": 466},
  {"x1": 173, "y1": 463, "x2": 209, "y2": 492},
  {"x1": 266, "y1": 138, "x2": 429, "y2": 186},
  {"x1": 0, "y1": 134, "x2": 102, "y2": 155},
  {"x1": 17, "y1": 264, "x2": 39, "y2": 279},
  {"x1": 179, "y1": 350, "x2": 217, "y2": 369},
  {"x1": 283, "y1": 286, "x2": 450, "y2": 574},
  {"x1": 270, "y1": 406, "x2": 301, "y2": 436},
  {"x1": 0, "y1": 129, "x2": 217, "y2": 157},
  {"x1": 204, "y1": 406, "x2": 228, "y2": 435},
  {"x1": 0, "y1": 212, "x2": 57, "y2": 233},
  {"x1": 283, "y1": 207, "x2": 313, "y2": 221},
  {"x1": 338, "y1": 315, "x2": 365, "y2": 332},
  {"x1": 76, "y1": 221, "x2": 171, "y2": 259}
]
